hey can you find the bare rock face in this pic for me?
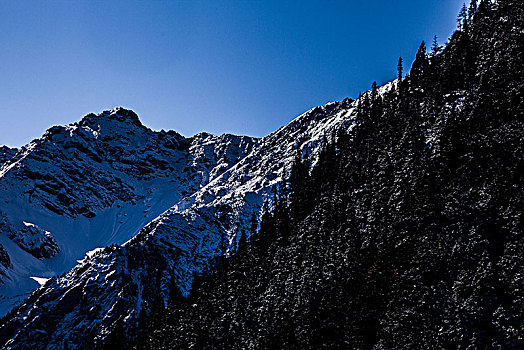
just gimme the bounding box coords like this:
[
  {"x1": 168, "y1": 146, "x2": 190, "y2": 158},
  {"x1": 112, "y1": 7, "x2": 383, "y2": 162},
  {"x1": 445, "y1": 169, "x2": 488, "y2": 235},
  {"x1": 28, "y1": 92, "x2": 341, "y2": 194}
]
[
  {"x1": 8, "y1": 222, "x2": 59, "y2": 260},
  {"x1": 0, "y1": 212, "x2": 59, "y2": 261},
  {"x1": 0, "y1": 146, "x2": 17, "y2": 167},
  {"x1": 0, "y1": 245, "x2": 9, "y2": 279},
  {"x1": 0, "y1": 214, "x2": 14, "y2": 278},
  {"x1": 0, "y1": 214, "x2": 10, "y2": 285}
]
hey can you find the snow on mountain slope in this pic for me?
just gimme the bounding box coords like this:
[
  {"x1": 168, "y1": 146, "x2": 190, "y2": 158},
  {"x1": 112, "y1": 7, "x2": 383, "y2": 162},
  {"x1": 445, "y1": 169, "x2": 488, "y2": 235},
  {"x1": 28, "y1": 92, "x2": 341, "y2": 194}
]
[
  {"x1": 0, "y1": 82, "x2": 397, "y2": 349},
  {"x1": 0, "y1": 107, "x2": 257, "y2": 315}
]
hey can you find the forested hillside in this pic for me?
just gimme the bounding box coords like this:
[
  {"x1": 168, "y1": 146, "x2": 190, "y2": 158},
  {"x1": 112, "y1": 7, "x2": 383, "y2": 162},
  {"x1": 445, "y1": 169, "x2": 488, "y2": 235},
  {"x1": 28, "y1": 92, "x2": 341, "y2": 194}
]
[{"x1": 128, "y1": 1, "x2": 523, "y2": 348}]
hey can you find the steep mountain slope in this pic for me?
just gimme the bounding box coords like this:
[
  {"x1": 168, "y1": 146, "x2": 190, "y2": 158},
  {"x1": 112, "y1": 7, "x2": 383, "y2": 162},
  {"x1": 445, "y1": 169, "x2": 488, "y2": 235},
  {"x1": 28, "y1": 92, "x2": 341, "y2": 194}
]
[
  {"x1": 142, "y1": 1, "x2": 522, "y2": 348},
  {"x1": 0, "y1": 86, "x2": 381, "y2": 349},
  {"x1": 0, "y1": 107, "x2": 257, "y2": 314}
]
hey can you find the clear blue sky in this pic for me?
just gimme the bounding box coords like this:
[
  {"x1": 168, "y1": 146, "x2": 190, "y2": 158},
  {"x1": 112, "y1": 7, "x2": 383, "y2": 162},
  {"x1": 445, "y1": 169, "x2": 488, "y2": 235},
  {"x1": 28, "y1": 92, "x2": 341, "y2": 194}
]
[{"x1": 0, "y1": 0, "x2": 464, "y2": 147}]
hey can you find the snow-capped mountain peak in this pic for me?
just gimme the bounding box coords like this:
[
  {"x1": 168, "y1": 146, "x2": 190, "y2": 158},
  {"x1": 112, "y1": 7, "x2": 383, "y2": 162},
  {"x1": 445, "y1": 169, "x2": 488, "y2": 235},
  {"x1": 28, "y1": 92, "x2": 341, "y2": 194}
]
[{"x1": 0, "y1": 107, "x2": 258, "y2": 316}]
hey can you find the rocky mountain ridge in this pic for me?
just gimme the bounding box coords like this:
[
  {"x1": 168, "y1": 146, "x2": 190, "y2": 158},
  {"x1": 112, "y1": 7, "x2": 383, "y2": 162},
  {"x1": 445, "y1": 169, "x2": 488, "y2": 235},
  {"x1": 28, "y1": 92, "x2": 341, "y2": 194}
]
[{"x1": 0, "y1": 107, "x2": 258, "y2": 314}]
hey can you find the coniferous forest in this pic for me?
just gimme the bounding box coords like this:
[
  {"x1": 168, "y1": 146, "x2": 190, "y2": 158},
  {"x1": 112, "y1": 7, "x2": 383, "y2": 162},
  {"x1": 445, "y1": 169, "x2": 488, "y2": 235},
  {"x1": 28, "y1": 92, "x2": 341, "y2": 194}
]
[{"x1": 105, "y1": 0, "x2": 521, "y2": 348}]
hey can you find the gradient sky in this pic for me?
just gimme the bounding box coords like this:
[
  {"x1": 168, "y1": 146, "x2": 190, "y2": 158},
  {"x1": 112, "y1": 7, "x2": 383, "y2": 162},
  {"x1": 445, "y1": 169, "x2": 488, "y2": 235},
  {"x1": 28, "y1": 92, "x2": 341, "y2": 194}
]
[{"x1": 0, "y1": 0, "x2": 465, "y2": 147}]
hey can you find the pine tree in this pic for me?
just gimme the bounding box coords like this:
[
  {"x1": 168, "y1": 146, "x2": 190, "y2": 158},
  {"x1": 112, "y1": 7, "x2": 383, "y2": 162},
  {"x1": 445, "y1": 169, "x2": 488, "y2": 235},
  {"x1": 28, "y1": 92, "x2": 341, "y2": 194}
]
[
  {"x1": 218, "y1": 230, "x2": 227, "y2": 257},
  {"x1": 237, "y1": 230, "x2": 247, "y2": 254},
  {"x1": 371, "y1": 81, "x2": 378, "y2": 100},
  {"x1": 249, "y1": 210, "x2": 258, "y2": 235},
  {"x1": 418, "y1": 40, "x2": 427, "y2": 59},
  {"x1": 397, "y1": 57, "x2": 403, "y2": 81},
  {"x1": 410, "y1": 41, "x2": 428, "y2": 88},
  {"x1": 431, "y1": 35, "x2": 442, "y2": 56},
  {"x1": 458, "y1": 3, "x2": 468, "y2": 31},
  {"x1": 468, "y1": 0, "x2": 478, "y2": 25},
  {"x1": 168, "y1": 277, "x2": 184, "y2": 305}
]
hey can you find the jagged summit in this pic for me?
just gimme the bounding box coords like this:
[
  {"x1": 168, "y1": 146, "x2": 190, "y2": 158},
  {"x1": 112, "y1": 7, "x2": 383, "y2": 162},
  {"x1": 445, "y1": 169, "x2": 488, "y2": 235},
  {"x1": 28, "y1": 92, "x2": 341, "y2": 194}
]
[
  {"x1": 79, "y1": 107, "x2": 143, "y2": 128},
  {"x1": 0, "y1": 106, "x2": 259, "y2": 316}
]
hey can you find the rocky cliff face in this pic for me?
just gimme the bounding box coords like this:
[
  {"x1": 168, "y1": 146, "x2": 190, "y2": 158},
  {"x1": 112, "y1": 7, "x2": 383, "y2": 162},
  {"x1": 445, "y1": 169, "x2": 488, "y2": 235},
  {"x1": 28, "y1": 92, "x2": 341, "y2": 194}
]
[
  {"x1": 7, "y1": 221, "x2": 59, "y2": 260},
  {"x1": 0, "y1": 147, "x2": 16, "y2": 168},
  {"x1": 0, "y1": 246, "x2": 9, "y2": 280}
]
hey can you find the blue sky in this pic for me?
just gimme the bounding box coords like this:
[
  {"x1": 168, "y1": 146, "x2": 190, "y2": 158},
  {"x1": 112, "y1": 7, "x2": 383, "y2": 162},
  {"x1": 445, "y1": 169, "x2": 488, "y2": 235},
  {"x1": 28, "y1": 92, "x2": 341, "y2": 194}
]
[{"x1": 0, "y1": 0, "x2": 464, "y2": 147}]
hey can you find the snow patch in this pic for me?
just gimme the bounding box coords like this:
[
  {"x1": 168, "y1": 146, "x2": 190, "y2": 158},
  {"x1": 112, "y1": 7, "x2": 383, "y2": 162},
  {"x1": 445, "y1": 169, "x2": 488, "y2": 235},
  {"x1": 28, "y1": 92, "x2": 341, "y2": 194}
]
[{"x1": 30, "y1": 277, "x2": 49, "y2": 287}]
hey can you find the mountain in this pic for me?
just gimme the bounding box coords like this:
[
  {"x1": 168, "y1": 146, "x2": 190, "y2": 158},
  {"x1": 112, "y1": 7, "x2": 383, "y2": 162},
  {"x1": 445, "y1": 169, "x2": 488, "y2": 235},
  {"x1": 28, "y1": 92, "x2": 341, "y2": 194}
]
[
  {"x1": 1, "y1": 0, "x2": 522, "y2": 348},
  {"x1": 0, "y1": 107, "x2": 257, "y2": 313},
  {"x1": 0, "y1": 88, "x2": 375, "y2": 348}
]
